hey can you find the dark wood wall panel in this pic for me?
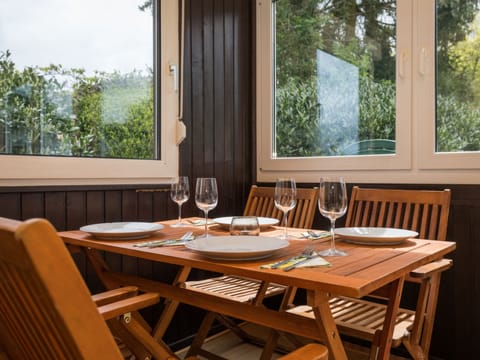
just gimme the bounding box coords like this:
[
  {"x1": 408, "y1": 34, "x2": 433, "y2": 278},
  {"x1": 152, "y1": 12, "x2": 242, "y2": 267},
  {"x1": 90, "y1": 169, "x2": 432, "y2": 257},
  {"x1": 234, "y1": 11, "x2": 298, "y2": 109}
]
[
  {"x1": 0, "y1": 1, "x2": 478, "y2": 358},
  {"x1": 181, "y1": 0, "x2": 253, "y2": 218}
]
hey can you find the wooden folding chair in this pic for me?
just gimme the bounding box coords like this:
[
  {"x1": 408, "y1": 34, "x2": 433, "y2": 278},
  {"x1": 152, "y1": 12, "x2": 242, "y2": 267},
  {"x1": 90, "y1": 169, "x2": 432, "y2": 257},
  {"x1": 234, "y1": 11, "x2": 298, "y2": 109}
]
[
  {"x1": 184, "y1": 185, "x2": 319, "y2": 359},
  {"x1": 0, "y1": 217, "x2": 178, "y2": 360},
  {"x1": 285, "y1": 187, "x2": 452, "y2": 360}
]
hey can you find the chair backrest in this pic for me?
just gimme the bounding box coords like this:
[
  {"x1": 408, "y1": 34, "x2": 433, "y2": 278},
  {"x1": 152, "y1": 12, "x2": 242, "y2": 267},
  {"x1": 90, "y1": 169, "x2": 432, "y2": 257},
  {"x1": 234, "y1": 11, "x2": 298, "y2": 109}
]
[
  {"x1": 243, "y1": 185, "x2": 318, "y2": 229},
  {"x1": 345, "y1": 187, "x2": 451, "y2": 240},
  {"x1": 0, "y1": 217, "x2": 122, "y2": 360}
]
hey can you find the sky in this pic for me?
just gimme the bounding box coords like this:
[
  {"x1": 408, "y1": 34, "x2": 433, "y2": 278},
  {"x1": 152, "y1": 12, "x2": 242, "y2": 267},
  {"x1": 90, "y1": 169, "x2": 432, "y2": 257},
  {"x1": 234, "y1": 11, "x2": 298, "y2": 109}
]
[{"x1": 0, "y1": 0, "x2": 153, "y2": 74}]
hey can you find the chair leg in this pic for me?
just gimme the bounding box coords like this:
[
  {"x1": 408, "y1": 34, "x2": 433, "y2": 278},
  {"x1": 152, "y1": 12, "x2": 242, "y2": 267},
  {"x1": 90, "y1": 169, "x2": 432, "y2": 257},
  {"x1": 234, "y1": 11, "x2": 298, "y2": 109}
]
[
  {"x1": 368, "y1": 330, "x2": 380, "y2": 360},
  {"x1": 108, "y1": 319, "x2": 153, "y2": 360},
  {"x1": 419, "y1": 274, "x2": 442, "y2": 357},
  {"x1": 120, "y1": 315, "x2": 178, "y2": 360},
  {"x1": 402, "y1": 342, "x2": 426, "y2": 360},
  {"x1": 260, "y1": 329, "x2": 281, "y2": 360},
  {"x1": 186, "y1": 311, "x2": 217, "y2": 358}
]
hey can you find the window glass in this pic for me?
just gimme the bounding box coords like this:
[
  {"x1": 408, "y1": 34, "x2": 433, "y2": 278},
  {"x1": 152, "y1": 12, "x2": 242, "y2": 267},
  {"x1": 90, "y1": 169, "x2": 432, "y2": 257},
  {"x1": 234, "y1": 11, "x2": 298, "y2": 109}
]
[
  {"x1": 0, "y1": 0, "x2": 156, "y2": 159},
  {"x1": 274, "y1": 0, "x2": 396, "y2": 157},
  {"x1": 436, "y1": 1, "x2": 480, "y2": 152}
]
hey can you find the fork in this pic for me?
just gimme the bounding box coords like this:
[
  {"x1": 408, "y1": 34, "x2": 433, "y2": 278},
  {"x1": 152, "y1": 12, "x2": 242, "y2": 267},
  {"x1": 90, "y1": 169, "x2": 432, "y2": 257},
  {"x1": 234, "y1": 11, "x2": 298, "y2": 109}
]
[
  {"x1": 135, "y1": 231, "x2": 193, "y2": 248},
  {"x1": 270, "y1": 246, "x2": 315, "y2": 269},
  {"x1": 282, "y1": 247, "x2": 317, "y2": 271}
]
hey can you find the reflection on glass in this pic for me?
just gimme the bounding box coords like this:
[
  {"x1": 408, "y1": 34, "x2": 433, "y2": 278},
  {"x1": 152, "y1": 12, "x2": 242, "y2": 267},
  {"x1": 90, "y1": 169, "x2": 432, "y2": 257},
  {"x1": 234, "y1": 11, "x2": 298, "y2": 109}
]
[{"x1": 274, "y1": 0, "x2": 396, "y2": 157}]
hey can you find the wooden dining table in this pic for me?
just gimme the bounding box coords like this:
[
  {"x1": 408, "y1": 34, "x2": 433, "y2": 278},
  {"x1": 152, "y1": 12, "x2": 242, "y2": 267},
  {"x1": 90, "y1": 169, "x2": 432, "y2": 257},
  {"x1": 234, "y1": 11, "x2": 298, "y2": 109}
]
[{"x1": 60, "y1": 217, "x2": 456, "y2": 360}]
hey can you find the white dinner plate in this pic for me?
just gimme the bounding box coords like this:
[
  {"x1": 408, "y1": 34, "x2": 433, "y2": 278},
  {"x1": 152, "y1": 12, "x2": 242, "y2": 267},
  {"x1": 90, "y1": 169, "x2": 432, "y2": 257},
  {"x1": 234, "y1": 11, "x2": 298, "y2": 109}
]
[
  {"x1": 335, "y1": 227, "x2": 418, "y2": 245},
  {"x1": 185, "y1": 235, "x2": 288, "y2": 260},
  {"x1": 213, "y1": 216, "x2": 279, "y2": 230},
  {"x1": 80, "y1": 222, "x2": 164, "y2": 240}
]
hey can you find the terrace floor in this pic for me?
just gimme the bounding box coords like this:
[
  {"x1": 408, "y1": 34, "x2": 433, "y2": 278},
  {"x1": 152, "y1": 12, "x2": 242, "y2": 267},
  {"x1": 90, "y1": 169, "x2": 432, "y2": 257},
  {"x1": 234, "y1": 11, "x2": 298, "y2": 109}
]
[{"x1": 175, "y1": 323, "x2": 410, "y2": 360}]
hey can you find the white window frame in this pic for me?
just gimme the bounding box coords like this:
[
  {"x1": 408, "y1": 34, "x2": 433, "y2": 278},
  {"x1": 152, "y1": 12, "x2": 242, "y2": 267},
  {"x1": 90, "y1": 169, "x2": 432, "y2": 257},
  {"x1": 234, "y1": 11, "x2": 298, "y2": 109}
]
[
  {"x1": 256, "y1": 0, "x2": 480, "y2": 184},
  {"x1": 0, "y1": 0, "x2": 182, "y2": 186},
  {"x1": 415, "y1": 0, "x2": 480, "y2": 170}
]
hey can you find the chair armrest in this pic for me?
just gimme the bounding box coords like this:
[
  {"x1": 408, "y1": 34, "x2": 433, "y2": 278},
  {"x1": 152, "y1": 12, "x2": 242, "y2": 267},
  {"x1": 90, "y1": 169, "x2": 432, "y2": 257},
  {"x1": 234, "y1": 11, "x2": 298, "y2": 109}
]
[
  {"x1": 97, "y1": 292, "x2": 160, "y2": 320},
  {"x1": 279, "y1": 343, "x2": 328, "y2": 360},
  {"x1": 409, "y1": 258, "x2": 453, "y2": 279},
  {"x1": 92, "y1": 286, "x2": 139, "y2": 306}
]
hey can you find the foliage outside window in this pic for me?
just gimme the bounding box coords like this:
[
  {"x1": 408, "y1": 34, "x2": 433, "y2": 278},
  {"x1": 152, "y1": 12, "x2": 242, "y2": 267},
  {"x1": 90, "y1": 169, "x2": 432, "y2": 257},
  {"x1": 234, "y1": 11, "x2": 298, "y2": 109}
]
[
  {"x1": 0, "y1": 0, "x2": 155, "y2": 159},
  {"x1": 274, "y1": 0, "x2": 396, "y2": 158},
  {"x1": 273, "y1": 0, "x2": 479, "y2": 159},
  {"x1": 436, "y1": 0, "x2": 480, "y2": 152}
]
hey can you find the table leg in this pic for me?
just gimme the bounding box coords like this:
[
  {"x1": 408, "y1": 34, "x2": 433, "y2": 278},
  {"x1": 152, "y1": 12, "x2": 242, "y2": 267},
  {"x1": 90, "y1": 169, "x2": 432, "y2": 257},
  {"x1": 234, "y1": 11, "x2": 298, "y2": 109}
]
[
  {"x1": 372, "y1": 276, "x2": 406, "y2": 360},
  {"x1": 310, "y1": 291, "x2": 348, "y2": 360},
  {"x1": 152, "y1": 265, "x2": 192, "y2": 341}
]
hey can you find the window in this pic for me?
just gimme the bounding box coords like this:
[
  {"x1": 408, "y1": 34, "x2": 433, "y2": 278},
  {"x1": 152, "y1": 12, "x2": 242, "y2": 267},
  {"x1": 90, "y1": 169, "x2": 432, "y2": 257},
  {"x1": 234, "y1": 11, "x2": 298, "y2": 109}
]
[
  {"x1": 417, "y1": 0, "x2": 480, "y2": 169},
  {"x1": 257, "y1": 0, "x2": 480, "y2": 184},
  {"x1": 0, "y1": 0, "x2": 181, "y2": 185}
]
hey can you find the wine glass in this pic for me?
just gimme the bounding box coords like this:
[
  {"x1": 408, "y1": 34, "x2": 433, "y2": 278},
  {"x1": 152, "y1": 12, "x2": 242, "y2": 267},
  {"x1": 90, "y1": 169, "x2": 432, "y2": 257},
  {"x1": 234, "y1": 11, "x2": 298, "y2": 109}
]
[
  {"x1": 170, "y1": 176, "x2": 190, "y2": 227},
  {"x1": 195, "y1": 178, "x2": 218, "y2": 238},
  {"x1": 318, "y1": 176, "x2": 348, "y2": 256},
  {"x1": 274, "y1": 178, "x2": 297, "y2": 240}
]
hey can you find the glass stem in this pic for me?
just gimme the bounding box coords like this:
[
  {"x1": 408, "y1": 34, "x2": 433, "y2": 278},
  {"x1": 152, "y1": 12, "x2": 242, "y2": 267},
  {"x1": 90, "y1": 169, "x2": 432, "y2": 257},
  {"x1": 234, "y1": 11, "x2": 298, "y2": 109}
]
[
  {"x1": 204, "y1": 210, "x2": 209, "y2": 237},
  {"x1": 283, "y1": 210, "x2": 288, "y2": 239},
  {"x1": 177, "y1": 204, "x2": 182, "y2": 224},
  {"x1": 330, "y1": 219, "x2": 336, "y2": 250}
]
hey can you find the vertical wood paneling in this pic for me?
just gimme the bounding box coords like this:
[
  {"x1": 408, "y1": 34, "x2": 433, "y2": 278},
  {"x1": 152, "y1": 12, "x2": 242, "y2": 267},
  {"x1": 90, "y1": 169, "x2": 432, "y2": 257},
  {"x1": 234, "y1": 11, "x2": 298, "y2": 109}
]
[
  {"x1": 45, "y1": 192, "x2": 66, "y2": 230},
  {"x1": 203, "y1": 0, "x2": 216, "y2": 176},
  {"x1": 0, "y1": 193, "x2": 20, "y2": 219},
  {"x1": 104, "y1": 190, "x2": 122, "y2": 222},
  {"x1": 21, "y1": 192, "x2": 44, "y2": 220},
  {"x1": 137, "y1": 190, "x2": 154, "y2": 221},
  {"x1": 86, "y1": 191, "x2": 105, "y2": 224},
  {"x1": 182, "y1": 0, "x2": 253, "y2": 217},
  {"x1": 66, "y1": 192, "x2": 86, "y2": 230},
  {"x1": 214, "y1": 0, "x2": 228, "y2": 214},
  {"x1": 189, "y1": 0, "x2": 207, "y2": 175},
  {"x1": 122, "y1": 190, "x2": 138, "y2": 221}
]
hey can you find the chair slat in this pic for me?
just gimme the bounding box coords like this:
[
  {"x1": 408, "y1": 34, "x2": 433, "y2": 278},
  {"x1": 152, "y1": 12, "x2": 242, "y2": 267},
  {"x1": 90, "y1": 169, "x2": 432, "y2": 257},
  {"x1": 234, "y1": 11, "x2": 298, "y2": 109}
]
[{"x1": 243, "y1": 185, "x2": 318, "y2": 229}]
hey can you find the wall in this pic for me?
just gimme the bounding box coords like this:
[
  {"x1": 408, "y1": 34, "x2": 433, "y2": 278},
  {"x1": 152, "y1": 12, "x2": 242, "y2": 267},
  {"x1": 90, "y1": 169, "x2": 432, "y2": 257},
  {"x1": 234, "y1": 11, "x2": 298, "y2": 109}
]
[{"x1": 0, "y1": 1, "x2": 479, "y2": 358}]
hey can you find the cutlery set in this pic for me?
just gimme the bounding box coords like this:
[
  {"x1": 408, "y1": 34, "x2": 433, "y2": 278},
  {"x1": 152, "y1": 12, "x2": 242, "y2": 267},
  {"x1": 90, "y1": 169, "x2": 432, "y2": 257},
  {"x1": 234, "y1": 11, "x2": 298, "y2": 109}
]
[
  {"x1": 134, "y1": 231, "x2": 194, "y2": 248},
  {"x1": 261, "y1": 246, "x2": 326, "y2": 271}
]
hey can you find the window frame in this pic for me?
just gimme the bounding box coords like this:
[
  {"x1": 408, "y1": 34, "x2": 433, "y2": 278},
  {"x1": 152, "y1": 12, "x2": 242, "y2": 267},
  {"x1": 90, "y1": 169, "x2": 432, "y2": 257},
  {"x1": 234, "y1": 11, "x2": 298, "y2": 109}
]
[
  {"x1": 415, "y1": 0, "x2": 480, "y2": 170},
  {"x1": 256, "y1": 0, "x2": 480, "y2": 185},
  {"x1": 0, "y1": 0, "x2": 181, "y2": 186}
]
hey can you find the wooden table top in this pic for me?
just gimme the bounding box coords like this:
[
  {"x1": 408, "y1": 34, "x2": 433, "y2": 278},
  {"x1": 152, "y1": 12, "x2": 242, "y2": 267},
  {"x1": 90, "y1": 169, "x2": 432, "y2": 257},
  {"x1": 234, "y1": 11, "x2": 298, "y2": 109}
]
[{"x1": 60, "y1": 218, "x2": 456, "y2": 298}]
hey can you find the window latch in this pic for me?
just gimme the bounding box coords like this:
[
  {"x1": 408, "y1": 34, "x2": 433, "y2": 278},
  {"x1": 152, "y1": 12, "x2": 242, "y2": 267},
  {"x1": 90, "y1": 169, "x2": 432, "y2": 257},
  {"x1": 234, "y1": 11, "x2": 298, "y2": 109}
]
[{"x1": 169, "y1": 64, "x2": 179, "y2": 92}]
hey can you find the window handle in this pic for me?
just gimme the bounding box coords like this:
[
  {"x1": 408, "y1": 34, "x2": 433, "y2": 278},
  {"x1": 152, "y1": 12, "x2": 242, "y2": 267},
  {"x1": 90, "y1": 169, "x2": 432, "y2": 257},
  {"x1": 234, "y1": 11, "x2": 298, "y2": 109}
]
[{"x1": 169, "y1": 64, "x2": 179, "y2": 92}]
